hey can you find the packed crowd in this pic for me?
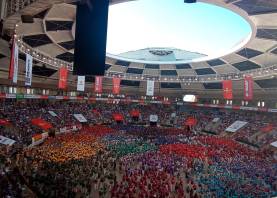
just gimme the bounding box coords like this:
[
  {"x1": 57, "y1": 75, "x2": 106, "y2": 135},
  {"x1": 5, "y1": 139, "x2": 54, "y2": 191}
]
[
  {"x1": 0, "y1": 99, "x2": 277, "y2": 197},
  {"x1": 11, "y1": 126, "x2": 276, "y2": 198}
]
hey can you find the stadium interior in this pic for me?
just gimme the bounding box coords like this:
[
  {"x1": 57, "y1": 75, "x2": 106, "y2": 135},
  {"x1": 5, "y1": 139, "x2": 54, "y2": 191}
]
[{"x1": 0, "y1": 0, "x2": 277, "y2": 197}]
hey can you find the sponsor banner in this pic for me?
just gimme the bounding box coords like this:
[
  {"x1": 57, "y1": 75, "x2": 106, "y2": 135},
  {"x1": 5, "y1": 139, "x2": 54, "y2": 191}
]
[
  {"x1": 226, "y1": 121, "x2": 248, "y2": 133},
  {"x1": 55, "y1": 96, "x2": 64, "y2": 100},
  {"x1": 268, "y1": 109, "x2": 277, "y2": 113},
  {"x1": 48, "y1": 96, "x2": 56, "y2": 100},
  {"x1": 112, "y1": 78, "x2": 121, "y2": 94},
  {"x1": 73, "y1": 114, "x2": 87, "y2": 123},
  {"x1": 24, "y1": 94, "x2": 40, "y2": 99},
  {"x1": 146, "y1": 80, "x2": 155, "y2": 96},
  {"x1": 94, "y1": 76, "x2": 103, "y2": 93},
  {"x1": 150, "y1": 114, "x2": 158, "y2": 122},
  {"x1": 244, "y1": 76, "x2": 253, "y2": 101},
  {"x1": 58, "y1": 67, "x2": 68, "y2": 89},
  {"x1": 240, "y1": 106, "x2": 258, "y2": 111},
  {"x1": 40, "y1": 95, "x2": 49, "y2": 99},
  {"x1": 0, "y1": 135, "x2": 16, "y2": 146},
  {"x1": 223, "y1": 80, "x2": 233, "y2": 100},
  {"x1": 25, "y1": 54, "x2": 33, "y2": 86},
  {"x1": 77, "y1": 76, "x2": 85, "y2": 91},
  {"x1": 48, "y1": 111, "x2": 57, "y2": 117},
  {"x1": 232, "y1": 106, "x2": 241, "y2": 110},
  {"x1": 16, "y1": 94, "x2": 24, "y2": 99},
  {"x1": 6, "y1": 94, "x2": 16, "y2": 99}
]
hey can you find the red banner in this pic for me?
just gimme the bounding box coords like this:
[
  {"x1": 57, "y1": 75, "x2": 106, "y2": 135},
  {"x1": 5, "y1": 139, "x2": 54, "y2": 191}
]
[
  {"x1": 244, "y1": 76, "x2": 253, "y2": 101},
  {"x1": 112, "y1": 113, "x2": 124, "y2": 121},
  {"x1": 112, "y1": 78, "x2": 121, "y2": 95},
  {"x1": 31, "y1": 118, "x2": 53, "y2": 130},
  {"x1": 130, "y1": 109, "x2": 140, "y2": 117},
  {"x1": 185, "y1": 117, "x2": 197, "y2": 126},
  {"x1": 0, "y1": 119, "x2": 10, "y2": 126},
  {"x1": 58, "y1": 67, "x2": 68, "y2": 89},
  {"x1": 8, "y1": 37, "x2": 15, "y2": 80},
  {"x1": 261, "y1": 124, "x2": 274, "y2": 133},
  {"x1": 95, "y1": 76, "x2": 103, "y2": 93},
  {"x1": 223, "y1": 80, "x2": 233, "y2": 100}
]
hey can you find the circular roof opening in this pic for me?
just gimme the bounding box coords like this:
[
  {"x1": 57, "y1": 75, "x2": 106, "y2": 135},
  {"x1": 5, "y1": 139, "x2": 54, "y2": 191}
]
[{"x1": 107, "y1": 0, "x2": 252, "y2": 64}]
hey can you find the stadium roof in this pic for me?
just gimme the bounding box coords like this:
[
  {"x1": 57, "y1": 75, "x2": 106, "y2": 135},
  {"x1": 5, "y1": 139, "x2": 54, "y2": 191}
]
[{"x1": 1, "y1": 0, "x2": 277, "y2": 98}]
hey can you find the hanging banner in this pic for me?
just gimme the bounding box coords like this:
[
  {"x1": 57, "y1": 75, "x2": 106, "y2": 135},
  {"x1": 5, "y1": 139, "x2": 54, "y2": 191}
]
[
  {"x1": 185, "y1": 117, "x2": 198, "y2": 126},
  {"x1": 225, "y1": 121, "x2": 248, "y2": 133},
  {"x1": 9, "y1": 38, "x2": 19, "y2": 83},
  {"x1": 48, "y1": 111, "x2": 57, "y2": 117},
  {"x1": 130, "y1": 109, "x2": 140, "y2": 117},
  {"x1": 25, "y1": 54, "x2": 33, "y2": 86},
  {"x1": 149, "y1": 114, "x2": 158, "y2": 122},
  {"x1": 0, "y1": 135, "x2": 16, "y2": 146},
  {"x1": 223, "y1": 80, "x2": 233, "y2": 100},
  {"x1": 112, "y1": 113, "x2": 124, "y2": 121},
  {"x1": 8, "y1": 38, "x2": 15, "y2": 80},
  {"x1": 77, "y1": 76, "x2": 85, "y2": 91},
  {"x1": 73, "y1": 114, "x2": 87, "y2": 123},
  {"x1": 112, "y1": 78, "x2": 121, "y2": 95},
  {"x1": 146, "y1": 80, "x2": 154, "y2": 96},
  {"x1": 94, "y1": 76, "x2": 103, "y2": 93},
  {"x1": 31, "y1": 118, "x2": 53, "y2": 130},
  {"x1": 244, "y1": 76, "x2": 253, "y2": 101},
  {"x1": 58, "y1": 67, "x2": 68, "y2": 89}
]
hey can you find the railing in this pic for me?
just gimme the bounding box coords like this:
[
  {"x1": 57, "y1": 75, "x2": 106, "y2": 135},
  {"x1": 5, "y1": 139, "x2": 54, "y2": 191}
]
[{"x1": 15, "y1": 36, "x2": 277, "y2": 83}]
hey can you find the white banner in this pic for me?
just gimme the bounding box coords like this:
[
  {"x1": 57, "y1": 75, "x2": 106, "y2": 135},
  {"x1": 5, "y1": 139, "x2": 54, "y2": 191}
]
[
  {"x1": 12, "y1": 43, "x2": 19, "y2": 84},
  {"x1": 77, "y1": 76, "x2": 85, "y2": 91},
  {"x1": 0, "y1": 135, "x2": 16, "y2": 146},
  {"x1": 146, "y1": 80, "x2": 154, "y2": 96},
  {"x1": 48, "y1": 111, "x2": 57, "y2": 117},
  {"x1": 74, "y1": 114, "x2": 87, "y2": 123},
  {"x1": 149, "y1": 114, "x2": 158, "y2": 122},
  {"x1": 25, "y1": 54, "x2": 33, "y2": 86},
  {"x1": 226, "y1": 121, "x2": 248, "y2": 133},
  {"x1": 270, "y1": 141, "x2": 277, "y2": 148}
]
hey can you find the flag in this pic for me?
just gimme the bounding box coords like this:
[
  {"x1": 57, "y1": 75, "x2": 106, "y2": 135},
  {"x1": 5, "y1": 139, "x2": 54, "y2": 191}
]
[
  {"x1": 9, "y1": 37, "x2": 19, "y2": 84},
  {"x1": 146, "y1": 80, "x2": 154, "y2": 96},
  {"x1": 94, "y1": 76, "x2": 103, "y2": 93},
  {"x1": 77, "y1": 76, "x2": 85, "y2": 91},
  {"x1": 58, "y1": 67, "x2": 68, "y2": 89},
  {"x1": 244, "y1": 76, "x2": 253, "y2": 101},
  {"x1": 223, "y1": 80, "x2": 233, "y2": 100},
  {"x1": 25, "y1": 54, "x2": 33, "y2": 86},
  {"x1": 112, "y1": 78, "x2": 121, "y2": 95}
]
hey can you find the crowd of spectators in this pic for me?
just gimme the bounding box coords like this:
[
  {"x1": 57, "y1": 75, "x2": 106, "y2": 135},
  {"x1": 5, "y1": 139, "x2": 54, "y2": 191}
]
[{"x1": 0, "y1": 99, "x2": 277, "y2": 197}]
